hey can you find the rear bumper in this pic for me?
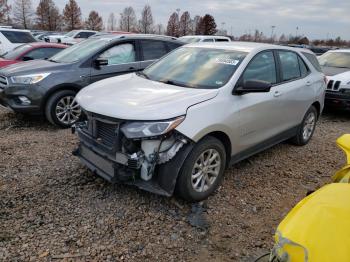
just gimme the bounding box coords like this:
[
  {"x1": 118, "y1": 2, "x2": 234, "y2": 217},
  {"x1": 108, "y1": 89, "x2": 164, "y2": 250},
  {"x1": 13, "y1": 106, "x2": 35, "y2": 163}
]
[{"x1": 325, "y1": 91, "x2": 350, "y2": 109}]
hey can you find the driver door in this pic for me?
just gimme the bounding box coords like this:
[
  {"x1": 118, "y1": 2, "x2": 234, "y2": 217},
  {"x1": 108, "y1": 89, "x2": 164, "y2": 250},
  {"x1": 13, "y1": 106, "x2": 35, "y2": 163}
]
[{"x1": 90, "y1": 41, "x2": 141, "y2": 84}]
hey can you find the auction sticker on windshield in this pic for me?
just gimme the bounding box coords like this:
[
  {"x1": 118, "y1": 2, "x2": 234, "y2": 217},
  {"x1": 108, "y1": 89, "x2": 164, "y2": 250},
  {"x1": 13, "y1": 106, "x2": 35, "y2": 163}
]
[{"x1": 215, "y1": 58, "x2": 240, "y2": 66}]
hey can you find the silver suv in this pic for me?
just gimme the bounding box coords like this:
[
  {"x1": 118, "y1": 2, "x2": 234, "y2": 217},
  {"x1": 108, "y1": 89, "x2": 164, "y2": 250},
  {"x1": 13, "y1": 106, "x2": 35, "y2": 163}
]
[{"x1": 73, "y1": 42, "x2": 326, "y2": 201}]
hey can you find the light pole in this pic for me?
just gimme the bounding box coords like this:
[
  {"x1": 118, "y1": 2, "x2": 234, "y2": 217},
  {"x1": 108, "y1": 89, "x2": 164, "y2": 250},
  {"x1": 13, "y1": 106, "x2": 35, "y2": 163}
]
[
  {"x1": 271, "y1": 25, "x2": 276, "y2": 43},
  {"x1": 221, "y1": 22, "x2": 226, "y2": 35},
  {"x1": 296, "y1": 26, "x2": 299, "y2": 38}
]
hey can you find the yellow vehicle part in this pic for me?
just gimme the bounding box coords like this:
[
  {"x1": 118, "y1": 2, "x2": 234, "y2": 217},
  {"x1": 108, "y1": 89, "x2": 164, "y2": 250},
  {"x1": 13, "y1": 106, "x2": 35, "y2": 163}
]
[
  {"x1": 276, "y1": 183, "x2": 350, "y2": 262},
  {"x1": 333, "y1": 134, "x2": 350, "y2": 183},
  {"x1": 272, "y1": 134, "x2": 350, "y2": 262}
]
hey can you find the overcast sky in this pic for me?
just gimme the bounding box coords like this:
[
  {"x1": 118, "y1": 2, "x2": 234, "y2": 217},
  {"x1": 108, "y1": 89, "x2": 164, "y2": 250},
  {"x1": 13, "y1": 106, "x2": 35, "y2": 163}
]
[{"x1": 28, "y1": 0, "x2": 350, "y2": 40}]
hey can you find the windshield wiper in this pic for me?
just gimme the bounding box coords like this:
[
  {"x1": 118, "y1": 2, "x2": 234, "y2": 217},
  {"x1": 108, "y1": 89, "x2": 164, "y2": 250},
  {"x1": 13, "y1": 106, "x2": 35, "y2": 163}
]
[
  {"x1": 136, "y1": 71, "x2": 149, "y2": 79},
  {"x1": 162, "y1": 79, "x2": 189, "y2": 88}
]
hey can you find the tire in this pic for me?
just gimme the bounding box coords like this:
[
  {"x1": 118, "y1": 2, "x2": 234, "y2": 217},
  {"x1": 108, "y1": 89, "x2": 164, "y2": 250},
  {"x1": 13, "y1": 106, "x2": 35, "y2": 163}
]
[
  {"x1": 45, "y1": 90, "x2": 81, "y2": 128},
  {"x1": 290, "y1": 106, "x2": 317, "y2": 146},
  {"x1": 175, "y1": 136, "x2": 226, "y2": 202}
]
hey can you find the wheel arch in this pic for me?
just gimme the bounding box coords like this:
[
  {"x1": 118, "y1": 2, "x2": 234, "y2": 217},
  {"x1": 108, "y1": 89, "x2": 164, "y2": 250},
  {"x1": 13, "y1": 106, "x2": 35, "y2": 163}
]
[
  {"x1": 41, "y1": 84, "x2": 82, "y2": 111},
  {"x1": 311, "y1": 101, "x2": 321, "y2": 119}
]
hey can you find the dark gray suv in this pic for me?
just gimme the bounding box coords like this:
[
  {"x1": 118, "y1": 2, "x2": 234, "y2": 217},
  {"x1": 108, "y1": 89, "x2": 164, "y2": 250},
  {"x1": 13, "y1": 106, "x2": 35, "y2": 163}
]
[{"x1": 0, "y1": 34, "x2": 183, "y2": 127}]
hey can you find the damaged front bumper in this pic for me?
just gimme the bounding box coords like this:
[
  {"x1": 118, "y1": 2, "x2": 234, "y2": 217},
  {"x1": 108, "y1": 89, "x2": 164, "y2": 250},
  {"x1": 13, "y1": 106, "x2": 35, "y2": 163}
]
[{"x1": 72, "y1": 117, "x2": 193, "y2": 196}]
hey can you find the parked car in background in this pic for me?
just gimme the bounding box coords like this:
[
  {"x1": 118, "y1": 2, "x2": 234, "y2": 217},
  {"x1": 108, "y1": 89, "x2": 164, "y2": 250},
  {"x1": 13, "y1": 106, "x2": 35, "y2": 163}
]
[
  {"x1": 179, "y1": 35, "x2": 231, "y2": 43},
  {"x1": 309, "y1": 46, "x2": 330, "y2": 56},
  {"x1": 256, "y1": 134, "x2": 350, "y2": 262},
  {"x1": 73, "y1": 42, "x2": 325, "y2": 201},
  {"x1": 0, "y1": 42, "x2": 66, "y2": 68},
  {"x1": 0, "y1": 28, "x2": 37, "y2": 54},
  {"x1": 319, "y1": 49, "x2": 350, "y2": 110},
  {"x1": 36, "y1": 32, "x2": 61, "y2": 41},
  {"x1": 0, "y1": 34, "x2": 184, "y2": 127},
  {"x1": 46, "y1": 30, "x2": 97, "y2": 45}
]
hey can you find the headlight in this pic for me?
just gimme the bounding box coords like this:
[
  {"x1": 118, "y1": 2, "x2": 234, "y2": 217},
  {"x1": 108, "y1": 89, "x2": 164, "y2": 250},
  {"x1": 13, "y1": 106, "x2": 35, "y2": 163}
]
[
  {"x1": 11, "y1": 73, "x2": 51, "y2": 85},
  {"x1": 121, "y1": 116, "x2": 185, "y2": 139}
]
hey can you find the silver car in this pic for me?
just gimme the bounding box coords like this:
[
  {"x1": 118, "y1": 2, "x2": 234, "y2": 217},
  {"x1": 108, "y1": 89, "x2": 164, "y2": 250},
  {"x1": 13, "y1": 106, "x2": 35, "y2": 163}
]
[{"x1": 73, "y1": 42, "x2": 326, "y2": 201}]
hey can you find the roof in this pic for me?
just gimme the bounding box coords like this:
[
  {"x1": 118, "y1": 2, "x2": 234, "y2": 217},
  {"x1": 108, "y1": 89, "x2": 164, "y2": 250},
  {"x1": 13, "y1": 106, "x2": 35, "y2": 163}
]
[
  {"x1": 0, "y1": 28, "x2": 31, "y2": 32},
  {"x1": 327, "y1": 49, "x2": 350, "y2": 53},
  {"x1": 180, "y1": 35, "x2": 230, "y2": 39},
  {"x1": 28, "y1": 42, "x2": 67, "y2": 48},
  {"x1": 92, "y1": 33, "x2": 179, "y2": 42},
  {"x1": 185, "y1": 41, "x2": 315, "y2": 54}
]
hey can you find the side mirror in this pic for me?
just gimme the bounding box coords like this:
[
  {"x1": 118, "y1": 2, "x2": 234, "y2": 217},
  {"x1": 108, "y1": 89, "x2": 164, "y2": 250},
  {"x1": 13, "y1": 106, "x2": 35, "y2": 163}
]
[
  {"x1": 95, "y1": 58, "x2": 108, "y2": 68},
  {"x1": 22, "y1": 56, "x2": 34, "y2": 61},
  {"x1": 233, "y1": 80, "x2": 272, "y2": 95}
]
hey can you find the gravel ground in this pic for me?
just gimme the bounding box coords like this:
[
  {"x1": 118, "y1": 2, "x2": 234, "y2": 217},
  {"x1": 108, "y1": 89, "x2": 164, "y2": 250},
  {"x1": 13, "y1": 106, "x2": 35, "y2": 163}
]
[{"x1": 1, "y1": 107, "x2": 349, "y2": 261}]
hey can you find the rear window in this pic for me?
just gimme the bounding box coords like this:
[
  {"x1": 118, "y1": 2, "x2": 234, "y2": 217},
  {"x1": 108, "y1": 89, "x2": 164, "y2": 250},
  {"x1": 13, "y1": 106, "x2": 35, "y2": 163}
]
[
  {"x1": 302, "y1": 52, "x2": 322, "y2": 72},
  {"x1": 0, "y1": 30, "x2": 36, "y2": 43}
]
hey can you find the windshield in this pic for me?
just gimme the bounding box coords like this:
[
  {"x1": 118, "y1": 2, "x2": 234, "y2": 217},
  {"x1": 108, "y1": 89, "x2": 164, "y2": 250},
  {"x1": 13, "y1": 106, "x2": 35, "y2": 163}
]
[
  {"x1": 49, "y1": 38, "x2": 108, "y2": 63},
  {"x1": 319, "y1": 52, "x2": 350, "y2": 69},
  {"x1": 180, "y1": 37, "x2": 201, "y2": 43},
  {"x1": 1, "y1": 44, "x2": 31, "y2": 59},
  {"x1": 143, "y1": 47, "x2": 247, "y2": 89},
  {"x1": 65, "y1": 30, "x2": 77, "y2": 37}
]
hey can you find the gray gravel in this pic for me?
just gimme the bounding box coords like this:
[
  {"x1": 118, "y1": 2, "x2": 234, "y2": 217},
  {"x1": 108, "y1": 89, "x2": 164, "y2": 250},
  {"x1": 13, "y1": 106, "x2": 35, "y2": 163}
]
[{"x1": 0, "y1": 107, "x2": 349, "y2": 261}]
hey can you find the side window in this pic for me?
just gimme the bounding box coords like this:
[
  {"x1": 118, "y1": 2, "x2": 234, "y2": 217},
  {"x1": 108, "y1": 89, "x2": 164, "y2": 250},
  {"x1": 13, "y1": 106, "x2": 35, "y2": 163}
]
[
  {"x1": 0, "y1": 30, "x2": 36, "y2": 43},
  {"x1": 166, "y1": 42, "x2": 182, "y2": 51},
  {"x1": 278, "y1": 51, "x2": 301, "y2": 81},
  {"x1": 24, "y1": 48, "x2": 63, "y2": 60},
  {"x1": 242, "y1": 51, "x2": 277, "y2": 84},
  {"x1": 99, "y1": 43, "x2": 136, "y2": 65},
  {"x1": 203, "y1": 39, "x2": 214, "y2": 42},
  {"x1": 298, "y1": 56, "x2": 309, "y2": 78},
  {"x1": 215, "y1": 38, "x2": 229, "y2": 42},
  {"x1": 140, "y1": 40, "x2": 167, "y2": 60}
]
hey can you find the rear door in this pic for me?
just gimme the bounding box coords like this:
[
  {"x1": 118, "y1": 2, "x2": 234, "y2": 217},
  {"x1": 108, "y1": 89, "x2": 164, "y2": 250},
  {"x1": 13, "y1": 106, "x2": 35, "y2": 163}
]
[
  {"x1": 89, "y1": 41, "x2": 141, "y2": 83},
  {"x1": 274, "y1": 50, "x2": 314, "y2": 130},
  {"x1": 139, "y1": 40, "x2": 170, "y2": 69}
]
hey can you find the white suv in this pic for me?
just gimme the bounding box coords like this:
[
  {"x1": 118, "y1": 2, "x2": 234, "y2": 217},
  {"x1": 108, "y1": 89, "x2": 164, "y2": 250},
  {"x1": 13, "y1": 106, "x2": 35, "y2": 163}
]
[
  {"x1": 0, "y1": 28, "x2": 36, "y2": 54},
  {"x1": 73, "y1": 42, "x2": 326, "y2": 201}
]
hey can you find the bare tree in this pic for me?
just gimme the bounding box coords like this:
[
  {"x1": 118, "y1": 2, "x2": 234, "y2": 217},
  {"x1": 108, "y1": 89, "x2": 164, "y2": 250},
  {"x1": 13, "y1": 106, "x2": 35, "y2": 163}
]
[
  {"x1": 12, "y1": 0, "x2": 33, "y2": 29},
  {"x1": 63, "y1": 0, "x2": 82, "y2": 30},
  {"x1": 166, "y1": 12, "x2": 179, "y2": 37},
  {"x1": 0, "y1": 0, "x2": 11, "y2": 25},
  {"x1": 179, "y1": 11, "x2": 191, "y2": 36},
  {"x1": 107, "y1": 12, "x2": 116, "y2": 31},
  {"x1": 138, "y1": 4, "x2": 153, "y2": 34},
  {"x1": 119, "y1": 6, "x2": 136, "y2": 32},
  {"x1": 36, "y1": 0, "x2": 61, "y2": 31},
  {"x1": 85, "y1": 10, "x2": 103, "y2": 31},
  {"x1": 197, "y1": 14, "x2": 217, "y2": 35}
]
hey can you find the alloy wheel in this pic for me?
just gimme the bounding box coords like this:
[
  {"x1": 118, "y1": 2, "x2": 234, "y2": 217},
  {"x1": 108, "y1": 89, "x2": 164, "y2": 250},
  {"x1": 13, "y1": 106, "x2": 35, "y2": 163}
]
[
  {"x1": 55, "y1": 95, "x2": 81, "y2": 125},
  {"x1": 302, "y1": 112, "x2": 316, "y2": 141},
  {"x1": 191, "y1": 149, "x2": 222, "y2": 193}
]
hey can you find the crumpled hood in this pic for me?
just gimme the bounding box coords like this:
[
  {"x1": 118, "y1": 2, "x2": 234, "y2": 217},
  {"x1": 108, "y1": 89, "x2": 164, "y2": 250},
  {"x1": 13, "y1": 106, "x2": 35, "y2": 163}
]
[
  {"x1": 0, "y1": 59, "x2": 68, "y2": 76},
  {"x1": 322, "y1": 66, "x2": 350, "y2": 76},
  {"x1": 327, "y1": 70, "x2": 350, "y2": 83},
  {"x1": 76, "y1": 73, "x2": 219, "y2": 120}
]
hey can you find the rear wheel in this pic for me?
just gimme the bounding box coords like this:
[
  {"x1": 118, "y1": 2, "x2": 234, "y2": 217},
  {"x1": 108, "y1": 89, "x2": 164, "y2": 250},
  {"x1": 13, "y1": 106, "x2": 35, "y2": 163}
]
[
  {"x1": 176, "y1": 136, "x2": 226, "y2": 202},
  {"x1": 45, "y1": 90, "x2": 81, "y2": 128},
  {"x1": 291, "y1": 106, "x2": 317, "y2": 146}
]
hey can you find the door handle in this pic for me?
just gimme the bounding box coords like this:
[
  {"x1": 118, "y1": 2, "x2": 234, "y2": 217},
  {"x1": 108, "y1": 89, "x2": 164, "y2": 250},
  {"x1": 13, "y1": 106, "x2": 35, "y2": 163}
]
[
  {"x1": 306, "y1": 81, "x2": 312, "y2": 86},
  {"x1": 273, "y1": 91, "x2": 282, "y2": 97}
]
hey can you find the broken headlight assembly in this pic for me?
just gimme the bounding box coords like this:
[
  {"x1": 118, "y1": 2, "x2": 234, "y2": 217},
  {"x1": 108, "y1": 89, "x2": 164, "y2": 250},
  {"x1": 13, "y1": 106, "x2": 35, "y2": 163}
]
[{"x1": 120, "y1": 116, "x2": 185, "y2": 139}]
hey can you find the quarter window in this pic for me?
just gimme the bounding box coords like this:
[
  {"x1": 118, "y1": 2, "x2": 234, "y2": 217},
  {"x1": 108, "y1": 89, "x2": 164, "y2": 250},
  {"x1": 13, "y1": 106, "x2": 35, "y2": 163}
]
[
  {"x1": 242, "y1": 51, "x2": 277, "y2": 84},
  {"x1": 140, "y1": 40, "x2": 168, "y2": 60},
  {"x1": 298, "y1": 56, "x2": 309, "y2": 77},
  {"x1": 99, "y1": 43, "x2": 136, "y2": 65}
]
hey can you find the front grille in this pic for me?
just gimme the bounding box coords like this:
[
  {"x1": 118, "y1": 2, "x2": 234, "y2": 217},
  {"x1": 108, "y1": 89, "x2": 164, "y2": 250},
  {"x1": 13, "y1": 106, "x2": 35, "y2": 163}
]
[
  {"x1": 327, "y1": 80, "x2": 334, "y2": 90},
  {"x1": 95, "y1": 120, "x2": 118, "y2": 148},
  {"x1": 327, "y1": 80, "x2": 342, "y2": 91},
  {"x1": 0, "y1": 75, "x2": 8, "y2": 89},
  {"x1": 334, "y1": 81, "x2": 341, "y2": 90}
]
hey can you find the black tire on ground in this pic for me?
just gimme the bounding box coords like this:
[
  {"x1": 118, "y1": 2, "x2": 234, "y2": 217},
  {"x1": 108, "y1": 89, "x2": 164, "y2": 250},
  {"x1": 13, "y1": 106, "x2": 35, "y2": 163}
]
[
  {"x1": 175, "y1": 136, "x2": 226, "y2": 202},
  {"x1": 290, "y1": 105, "x2": 318, "y2": 146},
  {"x1": 45, "y1": 90, "x2": 80, "y2": 128}
]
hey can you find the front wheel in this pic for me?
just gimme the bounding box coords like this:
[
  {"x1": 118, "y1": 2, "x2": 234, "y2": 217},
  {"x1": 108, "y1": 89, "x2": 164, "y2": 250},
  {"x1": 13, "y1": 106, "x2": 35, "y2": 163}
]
[
  {"x1": 45, "y1": 90, "x2": 81, "y2": 128},
  {"x1": 175, "y1": 136, "x2": 226, "y2": 202},
  {"x1": 291, "y1": 106, "x2": 317, "y2": 146}
]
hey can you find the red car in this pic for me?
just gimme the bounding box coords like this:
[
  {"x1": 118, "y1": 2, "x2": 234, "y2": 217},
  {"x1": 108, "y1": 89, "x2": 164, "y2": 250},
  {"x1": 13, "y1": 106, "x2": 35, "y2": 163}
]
[{"x1": 0, "y1": 42, "x2": 67, "y2": 68}]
